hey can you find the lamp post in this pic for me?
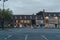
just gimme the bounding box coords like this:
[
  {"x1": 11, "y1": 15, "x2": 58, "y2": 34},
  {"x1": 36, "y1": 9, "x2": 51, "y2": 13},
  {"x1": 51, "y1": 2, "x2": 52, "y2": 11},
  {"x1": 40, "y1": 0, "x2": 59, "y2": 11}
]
[{"x1": 0, "y1": 0, "x2": 8, "y2": 30}]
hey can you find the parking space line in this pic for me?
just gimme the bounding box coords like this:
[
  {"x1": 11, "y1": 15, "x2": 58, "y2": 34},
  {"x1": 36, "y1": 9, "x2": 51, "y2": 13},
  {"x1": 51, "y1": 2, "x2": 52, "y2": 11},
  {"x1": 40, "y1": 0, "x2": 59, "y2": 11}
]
[
  {"x1": 4, "y1": 35, "x2": 12, "y2": 40},
  {"x1": 25, "y1": 34, "x2": 28, "y2": 40},
  {"x1": 41, "y1": 35, "x2": 48, "y2": 40}
]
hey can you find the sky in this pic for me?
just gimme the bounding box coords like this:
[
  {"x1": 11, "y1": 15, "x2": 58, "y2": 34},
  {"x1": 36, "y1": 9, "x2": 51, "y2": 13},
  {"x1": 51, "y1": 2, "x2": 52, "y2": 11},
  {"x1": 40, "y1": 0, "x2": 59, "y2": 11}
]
[{"x1": 0, "y1": 0, "x2": 60, "y2": 15}]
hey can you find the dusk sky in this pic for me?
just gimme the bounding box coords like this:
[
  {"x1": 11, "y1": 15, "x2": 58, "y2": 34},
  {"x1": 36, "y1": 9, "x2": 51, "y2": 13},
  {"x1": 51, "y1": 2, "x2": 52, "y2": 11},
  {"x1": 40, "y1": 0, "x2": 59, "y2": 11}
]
[{"x1": 0, "y1": 0, "x2": 60, "y2": 15}]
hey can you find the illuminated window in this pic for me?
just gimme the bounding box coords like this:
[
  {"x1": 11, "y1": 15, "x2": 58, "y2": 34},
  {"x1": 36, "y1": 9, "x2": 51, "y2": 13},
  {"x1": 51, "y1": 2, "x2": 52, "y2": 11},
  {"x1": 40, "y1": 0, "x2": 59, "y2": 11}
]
[
  {"x1": 36, "y1": 20, "x2": 40, "y2": 25},
  {"x1": 20, "y1": 20, "x2": 24, "y2": 23},
  {"x1": 27, "y1": 20, "x2": 30, "y2": 23},
  {"x1": 45, "y1": 16, "x2": 49, "y2": 19},
  {"x1": 24, "y1": 20, "x2": 27, "y2": 23},
  {"x1": 16, "y1": 20, "x2": 18, "y2": 23},
  {"x1": 54, "y1": 16, "x2": 58, "y2": 19},
  {"x1": 54, "y1": 16, "x2": 58, "y2": 24},
  {"x1": 44, "y1": 16, "x2": 49, "y2": 23}
]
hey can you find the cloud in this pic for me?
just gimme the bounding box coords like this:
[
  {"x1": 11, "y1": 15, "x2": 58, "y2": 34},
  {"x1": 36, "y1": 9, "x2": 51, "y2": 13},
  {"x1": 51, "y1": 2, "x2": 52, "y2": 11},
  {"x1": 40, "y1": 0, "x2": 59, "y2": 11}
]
[{"x1": 0, "y1": 0, "x2": 60, "y2": 15}]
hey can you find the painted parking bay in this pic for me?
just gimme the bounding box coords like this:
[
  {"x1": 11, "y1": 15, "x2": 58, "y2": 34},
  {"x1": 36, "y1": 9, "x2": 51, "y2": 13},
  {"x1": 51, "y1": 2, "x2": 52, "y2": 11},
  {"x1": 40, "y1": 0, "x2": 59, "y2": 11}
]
[{"x1": 0, "y1": 28, "x2": 60, "y2": 40}]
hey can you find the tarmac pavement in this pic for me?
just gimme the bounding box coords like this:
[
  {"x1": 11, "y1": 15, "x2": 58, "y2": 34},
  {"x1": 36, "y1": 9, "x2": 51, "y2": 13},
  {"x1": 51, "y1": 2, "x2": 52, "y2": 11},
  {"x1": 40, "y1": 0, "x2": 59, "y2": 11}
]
[{"x1": 0, "y1": 28, "x2": 60, "y2": 40}]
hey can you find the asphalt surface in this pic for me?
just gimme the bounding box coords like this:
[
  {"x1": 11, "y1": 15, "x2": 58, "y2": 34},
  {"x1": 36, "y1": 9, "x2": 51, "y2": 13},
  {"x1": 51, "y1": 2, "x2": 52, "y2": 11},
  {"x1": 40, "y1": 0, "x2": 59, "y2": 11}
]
[{"x1": 0, "y1": 28, "x2": 60, "y2": 40}]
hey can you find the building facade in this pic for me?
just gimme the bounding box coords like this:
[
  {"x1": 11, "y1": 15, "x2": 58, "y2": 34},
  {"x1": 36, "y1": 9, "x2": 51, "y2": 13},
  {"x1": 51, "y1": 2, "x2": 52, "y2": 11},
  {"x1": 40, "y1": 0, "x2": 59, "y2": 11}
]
[
  {"x1": 13, "y1": 15, "x2": 36, "y2": 28},
  {"x1": 12, "y1": 11, "x2": 60, "y2": 28}
]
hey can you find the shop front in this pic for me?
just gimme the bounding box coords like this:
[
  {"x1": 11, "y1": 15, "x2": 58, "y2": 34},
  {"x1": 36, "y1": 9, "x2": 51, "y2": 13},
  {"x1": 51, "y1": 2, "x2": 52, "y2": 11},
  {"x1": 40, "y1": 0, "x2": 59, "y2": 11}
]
[
  {"x1": 44, "y1": 16, "x2": 58, "y2": 28},
  {"x1": 44, "y1": 16, "x2": 49, "y2": 28},
  {"x1": 15, "y1": 20, "x2": 19, "y2": 28},
  {"x1": 19, "y1": 20, "x2": 31, "y2": 28},
  {"x1": 36, "y1": 20, "x2": 40, "y2": 28}
]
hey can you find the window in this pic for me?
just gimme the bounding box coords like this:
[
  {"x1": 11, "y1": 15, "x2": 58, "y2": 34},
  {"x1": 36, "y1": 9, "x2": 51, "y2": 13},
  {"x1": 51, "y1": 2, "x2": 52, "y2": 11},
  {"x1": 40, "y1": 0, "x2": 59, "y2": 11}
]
[
  {"x1": 16, "y1": 20, "x2": 18, "y2": 23},
  {"x1": 25, "y1": 16, "x2": 26, "y2": 19},
  {"x1": 36, "y1": 20, "x2": 40, "y2": 25},
  {"x1": 45, "y1": 16, "x2": 49, "y2": 19},
  {"x1": 45, "y1": 16, "x2": 49, "y2": 23},
  {"x1": 54, "y1": 16, "x2": 58, "y2": 24},
  {"x1": 27, "y1": 20, "x2": 30, "y2": 23},
  {"x1": 49, "y1": 14, "x2": 50, "y2": 16},
  {"x1": 15, "y1": 16, "x2": 17, "y2": 19},
  {"x1": 36, "y1": 16, "x2": 37, "y2": 19},
  {"x1": 24, "y1": 20, "x2": 27, "y2": 23},
  {"x1": 54, "y1": 14, "x2": 56, "y2": 16},
  {"x1": 20, "y1": 16, "x2": 22, "y2": 19},
  {"x1": 20, "y1": 20, "x2": 24, "y2": 23},
  {"x1": 59, "y1": 14, "x2": 60, "y2": 16},
  {"x1": 30, "y1": 16, "x2": 32, "y2": 19}
]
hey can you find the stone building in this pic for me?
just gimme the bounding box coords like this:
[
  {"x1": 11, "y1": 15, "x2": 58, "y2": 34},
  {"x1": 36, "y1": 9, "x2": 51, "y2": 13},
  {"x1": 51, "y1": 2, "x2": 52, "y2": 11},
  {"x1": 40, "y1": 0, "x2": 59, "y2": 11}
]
[
  {"x1": 0, "y1": 10, "x2": 60, "y2": 28},
  {"x1": 13, "y1": 10, "x2": 60, "y2": 28}
]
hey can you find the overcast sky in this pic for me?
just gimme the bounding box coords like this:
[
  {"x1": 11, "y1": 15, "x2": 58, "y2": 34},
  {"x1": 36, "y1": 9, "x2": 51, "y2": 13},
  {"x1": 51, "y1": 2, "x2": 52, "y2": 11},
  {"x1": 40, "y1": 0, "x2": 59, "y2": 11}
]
[{"x1": 0, "y1": 0, "x2": 60, "y2": 15}]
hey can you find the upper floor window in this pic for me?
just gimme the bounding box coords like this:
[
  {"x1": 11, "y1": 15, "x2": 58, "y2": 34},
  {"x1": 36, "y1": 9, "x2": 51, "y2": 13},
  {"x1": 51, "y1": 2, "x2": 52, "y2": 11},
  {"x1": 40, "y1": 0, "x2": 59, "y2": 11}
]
[
  {"x1": 49, "y1": 14, "x2": 50, "y2": 16},
  {"x1": 24, "y1": 16, "x2": 26, "y2": 19},
  {"x1": 15, "y1": 16, "x2": 17, "y2": 19},
  {"x1": 16, "y1": 20, "x2": 18, "y2": 24},
  {"x1": 30, "y1": 16, "x2": 32, "y2": 19},
  {"x1": 36, "y1": 16, "x2": 37, "y2": 19},
  {"x1": 20, "y1": 16, "x2": 22, "y2": 19},
  {"x1": 59, "y1": 14, "x2": 60, "y2": 16},
  {"x1": 54, "y1": 14, "x2": 56, "y2": 16}
]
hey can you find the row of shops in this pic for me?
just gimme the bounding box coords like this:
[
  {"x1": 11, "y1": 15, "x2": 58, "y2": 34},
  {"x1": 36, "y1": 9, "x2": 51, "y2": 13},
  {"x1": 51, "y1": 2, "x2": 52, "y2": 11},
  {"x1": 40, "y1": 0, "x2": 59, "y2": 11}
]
[
  {"x1": 13, "y1": 10, "x2": 60, "y2": 28},
  {"x1": 15, "y1": 19, "x2": 38, "y2": 28},
  {"x1": 14, "y1": 16, "x2": 59, "y2": 28}
]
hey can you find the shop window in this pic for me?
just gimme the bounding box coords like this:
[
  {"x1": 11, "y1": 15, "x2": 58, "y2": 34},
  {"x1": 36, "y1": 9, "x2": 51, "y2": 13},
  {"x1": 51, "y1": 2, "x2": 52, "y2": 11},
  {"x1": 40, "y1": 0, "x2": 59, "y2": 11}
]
[
  {"x1": 27, "y1": 20, "x2": 30, "y2": 24},
  {"x1": 16, "y1": 20, "x2": 18, "y2": 23},
  {"x1": 54, "y1": 16, "x2": 58, "y2": 24},
  {"x1": 24, "y1": 20, "x2": 27, "y2": 23},
  {"x1": 20, "y1": 20, "x2": 24, "y2": 23},
  {"x1": 44, "y1": 16, "x2": 49, "y2": 23},
  {"x1": 36, "y1": 20, "x2": 40, "y2": 25}
]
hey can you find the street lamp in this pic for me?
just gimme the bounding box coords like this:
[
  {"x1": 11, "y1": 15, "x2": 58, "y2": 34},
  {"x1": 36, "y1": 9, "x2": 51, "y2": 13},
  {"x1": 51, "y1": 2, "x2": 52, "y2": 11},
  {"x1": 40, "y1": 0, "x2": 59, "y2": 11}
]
[{"x1": 0, "y1": 0, "x2": 8, "y2": 30}]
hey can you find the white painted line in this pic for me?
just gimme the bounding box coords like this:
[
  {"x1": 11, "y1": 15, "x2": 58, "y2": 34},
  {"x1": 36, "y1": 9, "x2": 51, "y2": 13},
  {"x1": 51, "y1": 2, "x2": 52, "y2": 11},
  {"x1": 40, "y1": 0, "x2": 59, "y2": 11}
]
[
  {"x1": 41, "y1": 35, "x2": 48, "y2": 40},
  {"x1": 25, "y1": 34, "x2": 28, "y2": 40},
  {"x1": 4, "y1": 35, "x2": 12, "y2": 40},
  {"x1": 4, "y1": 38, "x2": 7, "y2": 40}
]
